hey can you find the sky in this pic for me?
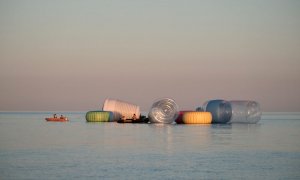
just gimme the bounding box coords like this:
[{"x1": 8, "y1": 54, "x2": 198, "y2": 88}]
[{"x1": 0, "y1": 0, "x2": 299, "y2": 112}]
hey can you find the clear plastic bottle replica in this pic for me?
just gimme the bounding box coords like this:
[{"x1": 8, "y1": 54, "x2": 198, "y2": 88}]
[
  {"x1": 202, "y1": 99, "x2": 232, "y2": 124},
  {"x1": 229, "y1": 100, "x2": 261, "y2": 123},
  {"x1": 148, "y1": 98, "x2": 179, "y2": 124},
  {"x1": 102, "y1": 98, "x2": 140, "y2": 121}
]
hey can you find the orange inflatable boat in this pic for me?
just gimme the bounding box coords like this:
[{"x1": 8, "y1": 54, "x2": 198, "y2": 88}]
[{"x1": 45, "y1": 117, "x2": 68, "y2": 122}]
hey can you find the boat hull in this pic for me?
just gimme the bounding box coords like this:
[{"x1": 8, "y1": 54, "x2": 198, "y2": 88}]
[{"x1": 45, "y1": 118, "x2": 68, "y2": 122}]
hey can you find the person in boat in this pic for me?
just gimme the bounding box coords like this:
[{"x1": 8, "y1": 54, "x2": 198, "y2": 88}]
[
  {"x1": 121, "y1": 115, "x2": 126, "y2": 120},
  {"x1": 132, "y1": 114, "x2": 137, "y2": 120},
  {"x1": 53, "y1": 114, "x2": 57, "y2": 118},
  {"x1": 60, "y1": 115, "x2": 64, "y2": 119}
]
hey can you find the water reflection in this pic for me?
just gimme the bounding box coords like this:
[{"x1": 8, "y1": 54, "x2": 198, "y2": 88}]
[
  {"x1": 148, "y1": 124, "x2": 217, "y2": 154},
  {"x1": 148, "y1": 124, "x2": 174, "y2": 155},
  {"x1": 211, "y1": 124, "x2": 233, "y2": 147}
]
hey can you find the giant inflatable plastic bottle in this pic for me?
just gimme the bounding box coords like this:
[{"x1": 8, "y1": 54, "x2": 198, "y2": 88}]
[
  {"x1": 102, "y1": 98, "x2": 140, "y2": 121},
  {"x1": 203, "y1": 99, "x2": 232, "y2": 124},
  {"x1": 148, "y1": 98, "x2": 179, "y2": 124},
  {"x1": 229, "y1": 100, "x2": 261, "y2": 123}
]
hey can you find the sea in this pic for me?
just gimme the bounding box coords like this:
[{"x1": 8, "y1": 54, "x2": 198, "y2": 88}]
[{"x1": 0, "y1": 112, "x2": 299, "y2": 180}]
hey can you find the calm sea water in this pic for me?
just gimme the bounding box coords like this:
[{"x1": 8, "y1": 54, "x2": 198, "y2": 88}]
[{"x1": 0, "y1": 112, "x2": 299, "y2": 180}]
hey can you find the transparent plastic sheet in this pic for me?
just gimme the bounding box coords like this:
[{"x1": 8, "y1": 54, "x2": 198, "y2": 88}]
[
  {"x1": 148, "y1": 98, "x2": 179, "y2": 124},
  {"x1": 102, "y1": 98, "x2": 140, "y2": 121},
  {"x1": 229, "y1": 101, "x2": 261, "y2": 123},
  {"x1": 203, "y1": 100, "x2": 232, "y2": 124}
]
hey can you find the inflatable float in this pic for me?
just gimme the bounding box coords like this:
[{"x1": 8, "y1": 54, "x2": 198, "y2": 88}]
[
  {"x1": 86, "y1": 111, "x2": 113, "y2": 122},
  {"x1": 182, "y1": 112, "x2": 212, "y2": 124}
]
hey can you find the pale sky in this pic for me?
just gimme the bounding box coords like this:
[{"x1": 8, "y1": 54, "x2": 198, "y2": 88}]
[{"x1": 0, "y1": 0, "x2": 299, "y2": 112}]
